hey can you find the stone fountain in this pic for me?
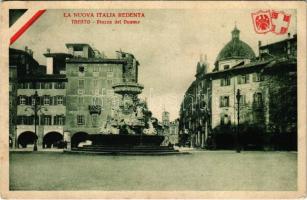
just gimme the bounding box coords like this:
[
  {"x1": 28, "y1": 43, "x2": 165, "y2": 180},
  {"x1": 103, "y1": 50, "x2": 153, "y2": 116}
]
[{"x1": 81, "y1": 52, "x2": 166, "y2": 149}]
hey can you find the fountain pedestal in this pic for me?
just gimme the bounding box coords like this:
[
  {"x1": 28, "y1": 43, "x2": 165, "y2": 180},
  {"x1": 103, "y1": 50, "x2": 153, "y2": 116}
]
[{"x1": 65, "y1": 52, "x2": 186, "y2": 154}]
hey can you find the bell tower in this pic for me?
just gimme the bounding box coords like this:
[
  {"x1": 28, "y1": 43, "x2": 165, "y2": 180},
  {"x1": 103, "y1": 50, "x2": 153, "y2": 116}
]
[{"x1": 231, "y1": 24, "x2": 240, "y2": 40}]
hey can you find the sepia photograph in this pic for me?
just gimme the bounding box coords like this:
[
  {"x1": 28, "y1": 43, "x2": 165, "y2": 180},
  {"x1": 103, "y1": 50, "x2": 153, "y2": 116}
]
[{"x1": 1, "y1": 1, "x2": 306, "y2": 199}]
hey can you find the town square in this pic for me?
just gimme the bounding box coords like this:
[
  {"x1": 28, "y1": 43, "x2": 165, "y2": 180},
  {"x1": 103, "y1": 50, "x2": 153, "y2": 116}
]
[{"x1": 6, "y1": 8, "x2": 300, "y2": 192}]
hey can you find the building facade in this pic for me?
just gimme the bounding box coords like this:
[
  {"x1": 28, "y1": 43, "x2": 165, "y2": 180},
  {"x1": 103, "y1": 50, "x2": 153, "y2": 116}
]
[
  {"x1": 179, "y1": 27, "x2": 297, "y2": 150},
  {"x1": 16, "y1": 75, "x2": 67, "y2": 148},
  {"x1": 64, "y1": 44, "x2": 142, "y2": 147},
  {"x1": 179, "y1": 55, "x2": 211, "y2": 148},
  {"x1": 9, "y1": 47, "x2": 45, "y2": 148}
]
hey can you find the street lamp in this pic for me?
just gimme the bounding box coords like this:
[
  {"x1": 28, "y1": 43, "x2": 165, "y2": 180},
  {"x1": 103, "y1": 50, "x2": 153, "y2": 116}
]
[
  {"x1": 25, "y1": 91, "x2": 47, "y2": 151},
  {"x1": 236, "y1": 89, "x2": 241, "y2": 153}
]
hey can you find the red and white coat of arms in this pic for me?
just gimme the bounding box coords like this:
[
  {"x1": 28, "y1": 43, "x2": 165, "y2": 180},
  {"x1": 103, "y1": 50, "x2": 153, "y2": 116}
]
[{"x1": 251, "y1": 10, "x2": 291, "y2": 35}]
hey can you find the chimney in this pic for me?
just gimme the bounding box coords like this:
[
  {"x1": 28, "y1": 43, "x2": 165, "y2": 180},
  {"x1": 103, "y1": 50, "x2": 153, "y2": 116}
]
[
  {"x1": 45, "y1": 48, "x2": 53, "y2": 74},
  {"x1": 28, "y1": 49, "x2": 33, "y2": 57},
  {"x1": 46, "y1": 57, "x2": 53, "y2": 74},
  {"x1": 258, "y1": 41, "x2": 262, "y2": 58}
]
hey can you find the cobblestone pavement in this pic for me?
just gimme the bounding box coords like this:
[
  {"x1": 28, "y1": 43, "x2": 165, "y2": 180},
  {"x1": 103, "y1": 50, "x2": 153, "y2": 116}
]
[{"x1": 9, "y1": 151, "x2": 297, "y2": 191}]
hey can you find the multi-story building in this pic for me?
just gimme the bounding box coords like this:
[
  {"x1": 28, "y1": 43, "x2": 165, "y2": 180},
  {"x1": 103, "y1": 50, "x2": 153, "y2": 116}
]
[
  {"x1": 12, "y1": 48, "x2": 71, "y2": 149},
  {"x1": 9, "y1": 58, "x2": 17, "y2": 148},
  {"x1": 179, "y1": 27, "x2": 297, "y2": 150},
  {"x1": 161, "y1": 109, "x2": 170, "y2": 136},
  {"x1": 64, "y1": 44, "x2": 141, "y2": 147},
  {"x1": 179, "y1": 54, "x2": 211, "y2": 148},
  {"x1": 9, "y1": 47, "x2": 45, "y2": 148},
  {"x1": 16, "y1": 74, "x2": 67, "y2": 148},
  {"x1": 168, "y1": 119, "x2": 179, "y2": 145}
]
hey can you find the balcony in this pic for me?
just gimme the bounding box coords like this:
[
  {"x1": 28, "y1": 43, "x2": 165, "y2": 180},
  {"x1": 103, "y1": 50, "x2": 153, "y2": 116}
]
[{"x1": 88, "y1": 105, "x2": 102, "y2": 115}]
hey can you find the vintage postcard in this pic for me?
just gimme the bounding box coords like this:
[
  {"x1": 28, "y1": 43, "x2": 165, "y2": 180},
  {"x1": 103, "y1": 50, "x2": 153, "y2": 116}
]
[{"x1": 0, "y1": 1, "x2": 306, "y2": 199}]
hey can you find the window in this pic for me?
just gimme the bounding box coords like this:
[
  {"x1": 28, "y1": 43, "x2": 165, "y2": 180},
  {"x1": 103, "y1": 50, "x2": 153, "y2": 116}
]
[
  {"x1": 9, "y1": 70, "x2": 14, "y2": 78},
  {"x1": 237, "y1": 74, "x2": 249, "y2": 84},
  {"x1": 220, "y1": 96, "x2": 229, "y2": 107},
  {"x1": 19, "y1": 96, "x2": 26, "y2": 105},
  {"x1": 17, "y1": 115, "x2": 34, "y2": 125},
  {"x1": 54, "y1": 82, "x2": 65, "y2": 89},
  {"x1": 43, "y1": 95, "x2": 51, "y2": 105},
  {"x1": 77, "y1": 115, "x2": 85, "y2": 125},
  {"x1": 107, "y1": 72, "x2": 113, "y2": 79},
  {"x1": 92, "y1": 97, "x2": 101, "y2": 105},
  {"x1": 220, "y1": 76, "x2": 231, "y2": 86},
  {"x1": 101, "y1": 88, "x2": 106, "y2": 96},
  {"x1": 93, "y1": 79, "x2": 98, "y2": 87},
  {"x1": 74, "y1": 46, "x2": 83, "y2": 51},
  {"x1": 79, "y1": 66, "x2": 85, "y2": 73},
  {"x1": 224, "y1": 65, "x2": 230, "y2": 70},
  {"x1": 31, "y1": 96, "x2": 36, "y2": 106},
  {"x1": 41, "y1": 83, "x2": 53, "y2": 89},
  {"x1": 239, "y1": 95, "x2": 246, "y2": 105},
  {"x1": 220, "y1": 114, "x2": 231, "y2": 125},
  {"x1": 107, "y1": 66, "x2": 113, "y2": 72},
  {"x1": 41, "y1": 115, "x2": 52, "y2": 125},
  {"x1": 94, "y1": 89, "x2": 100, "y2": 95},
  {"x1": 78, "y1": 79, "x2": 85, "y2": 89},
  {"x1": 107, "y1": 79, "x2": 113, "y2": 86},
  {"x1": 93, "y1": 80, "x2": 99, "y2": 95},
  {"x1": 34, "y1": 82, "x2": 40, "y2": 89},
  {"x1": 28, "y1": 83, "x2": 35, "y2": 89},
  {"x1": 54, "y1": 115, "x2": 65, "y2": 125},
  {"x1": 18, "y1": 83, "x2": 28, "y2": 89},
  {"x1": 92, "y1": 114, "x2": 98, "y2": 127},
  {"x1": 93, "y1": 66, "x2": 99, "y2": 72},
  {"x1": 57, "y1": 96, "x2": 64, "y2": 104},
  {"x1": 253, "y1": 92, "x2": 263, "y2": 106},
  {"x1": 78, "y1": 66, "x2": 86, "y2": 76},
  {"x1": 253, "y1": 73, "x2": 264, "y2": 82}
]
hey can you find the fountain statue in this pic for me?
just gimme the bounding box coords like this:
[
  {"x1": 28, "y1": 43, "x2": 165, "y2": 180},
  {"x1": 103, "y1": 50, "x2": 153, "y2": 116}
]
[
  {"x1": 67, "y1": 51, "x2": 182, "y2": 154},
  {"x1": 90, "y1": 51, "x2": 164, "y2": 146}
]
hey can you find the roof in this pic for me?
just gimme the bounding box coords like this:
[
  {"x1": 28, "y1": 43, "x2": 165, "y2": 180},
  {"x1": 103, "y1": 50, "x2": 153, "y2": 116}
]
[
  {"x1": 215, "y1": 27, "x2": 255, "y2": 63},
  {"x1": 18, "y1": 74, "x2": 67, "y2": 82},
  {"x1": 66, "y1": 58, "x2": 127, "y2": 64},
  {"x1": 43, "y1": 52, "x2": 73, "y2": 58},
  {"x1": 259, "y1": 34, "x2": 297, "y2": 49},
  {"x1": 65, "y1": 43, "x2": 91, "y2": 48},
  {"x1": 207, "y1": 57, "x2": 296, "y2": 78}
]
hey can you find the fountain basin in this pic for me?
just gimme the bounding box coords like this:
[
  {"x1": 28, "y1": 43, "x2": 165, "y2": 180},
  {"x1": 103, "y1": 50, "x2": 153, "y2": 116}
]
[{"x1": 87, "y1": 134, "x2": 165, "y2": 146}]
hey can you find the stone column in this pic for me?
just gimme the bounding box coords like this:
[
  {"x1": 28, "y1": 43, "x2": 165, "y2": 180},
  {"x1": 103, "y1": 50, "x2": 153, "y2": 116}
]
[
  {"x1": 64, "y1": 131, "x2": 71, "y2": 150},
  {"x1": 204, "y1": 121, "x2": 208, "y2": 148},
  {"x1": 199, "y1": 131, "x2": 201, "y2": 147},
  {"x1": 201, "y1": 131, "x2": 205, "y2": 148},
  {"x1": 190, "y1": 134, "x2": 194, "y2": 148}
]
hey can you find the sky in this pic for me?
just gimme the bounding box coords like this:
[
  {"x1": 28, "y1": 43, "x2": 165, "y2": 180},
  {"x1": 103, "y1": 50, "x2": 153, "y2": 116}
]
[{"x1": 11, "y1": 9, "x2": 297, "y2": 121}]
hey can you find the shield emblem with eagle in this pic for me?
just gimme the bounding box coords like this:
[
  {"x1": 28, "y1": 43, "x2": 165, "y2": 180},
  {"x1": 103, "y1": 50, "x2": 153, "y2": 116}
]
[{"x1": 251, "y1": 10, "x2": 272, "y2": 34}]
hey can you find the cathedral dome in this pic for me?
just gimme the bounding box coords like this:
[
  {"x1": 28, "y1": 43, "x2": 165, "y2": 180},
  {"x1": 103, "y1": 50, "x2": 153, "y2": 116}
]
[{"x1": 215, "y1": 26, "x2": 255, "y2": 63}]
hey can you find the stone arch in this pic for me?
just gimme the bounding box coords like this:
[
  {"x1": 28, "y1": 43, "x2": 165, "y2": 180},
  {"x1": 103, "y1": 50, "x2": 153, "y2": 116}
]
[
  {"x1": 71, "y1": 132, "x2": 89, "y2": 148},
  {"x1": 43, "y1": 132, "x2": 63, "y2": 148},
  {"x1": 18, "y1": 131, "x2": 37, "y2": 148}
]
